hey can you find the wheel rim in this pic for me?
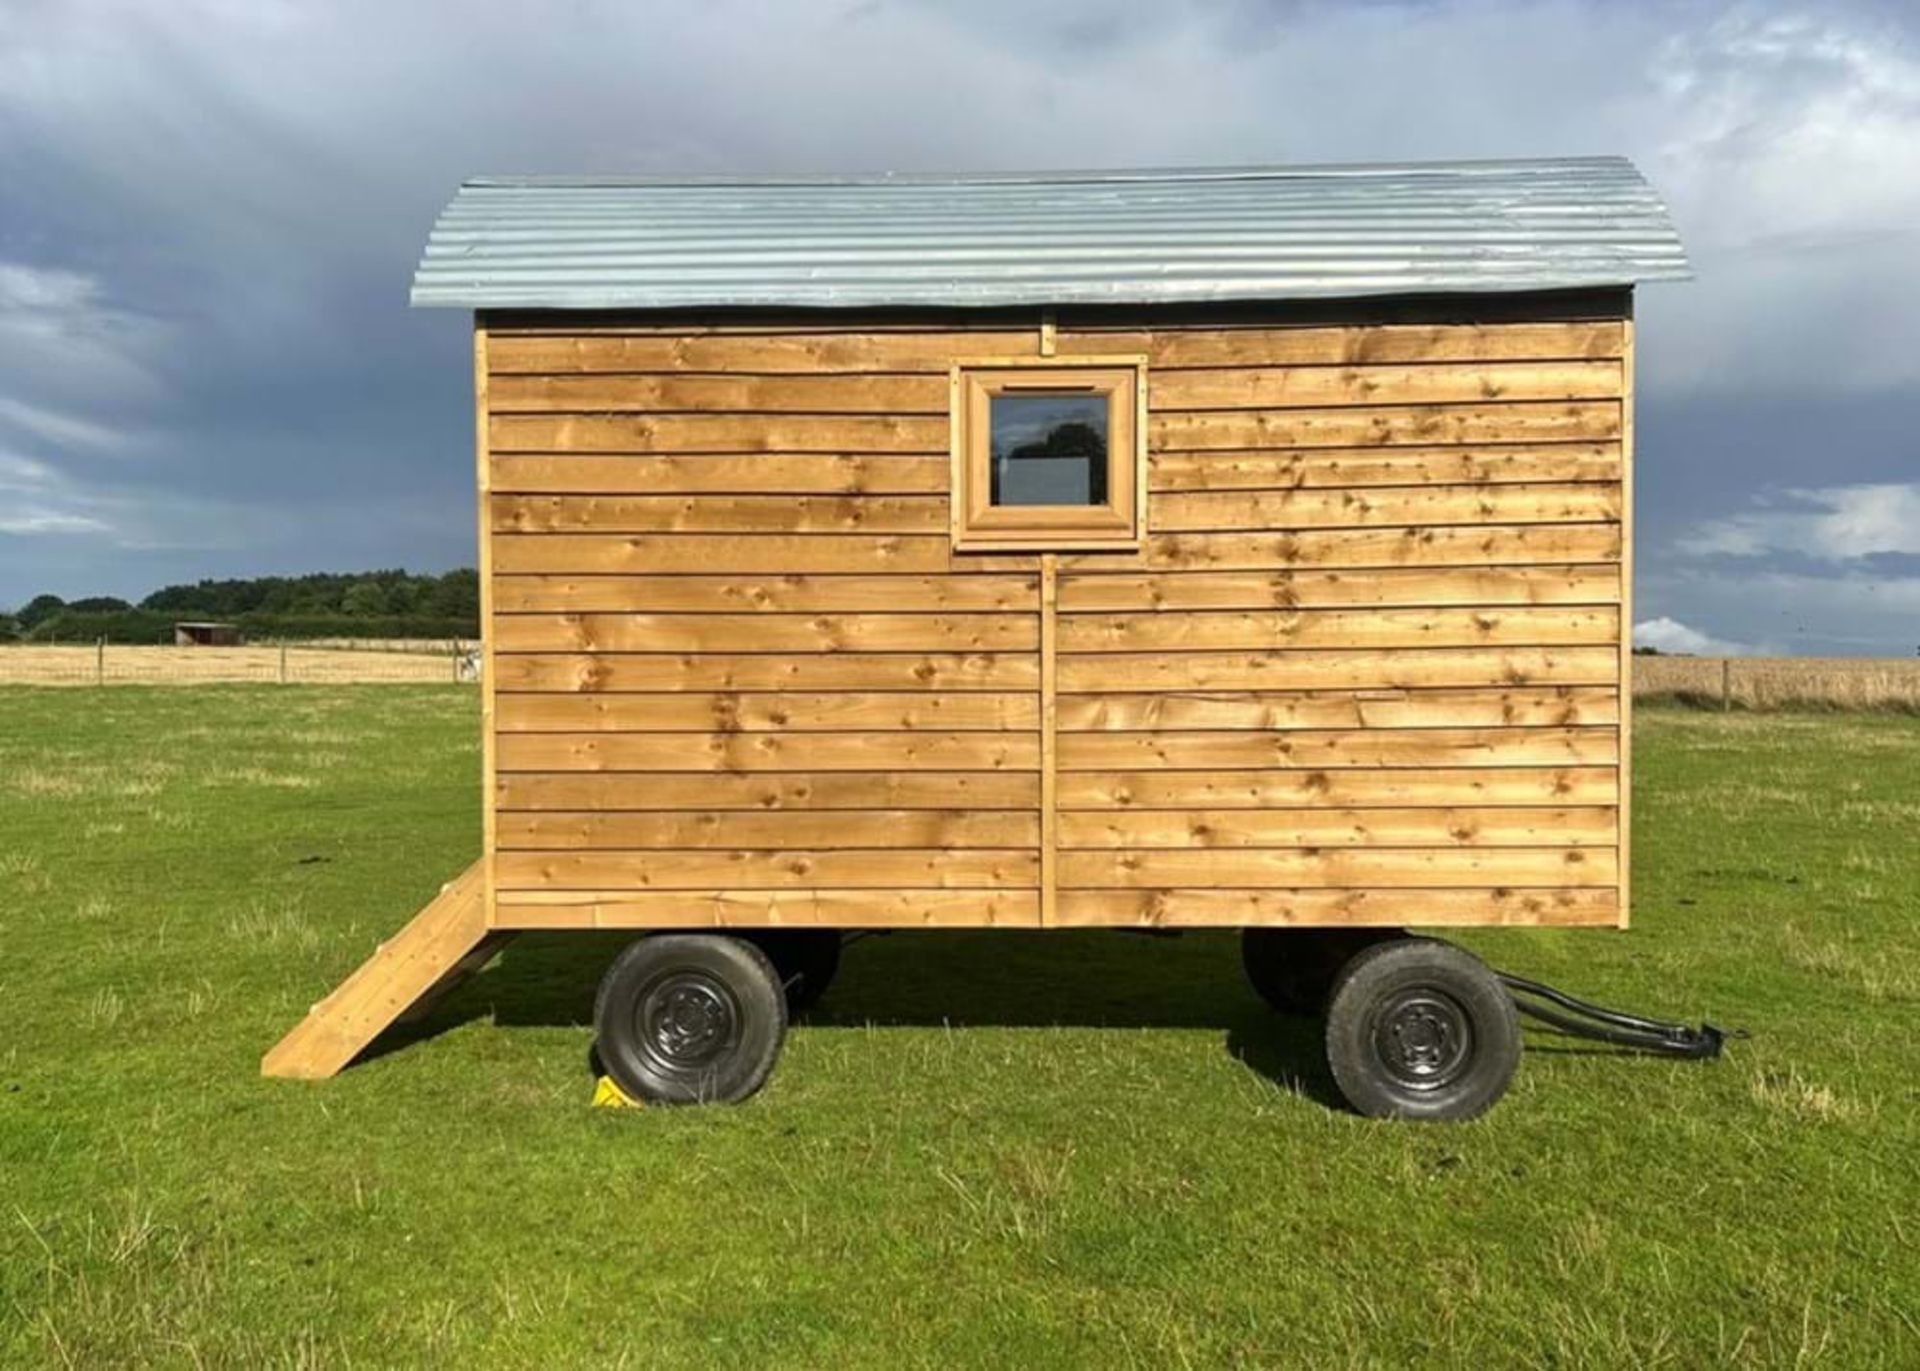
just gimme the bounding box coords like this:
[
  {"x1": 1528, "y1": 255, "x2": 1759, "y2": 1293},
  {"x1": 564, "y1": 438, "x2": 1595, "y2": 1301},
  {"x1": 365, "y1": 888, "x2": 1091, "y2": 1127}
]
[
  {"x1": 635, "y1": 971, "x2": 741, "y2": 1076},
  {"x1": 1371, "y1": 986, "x2": 1474, "y2": 1091}
]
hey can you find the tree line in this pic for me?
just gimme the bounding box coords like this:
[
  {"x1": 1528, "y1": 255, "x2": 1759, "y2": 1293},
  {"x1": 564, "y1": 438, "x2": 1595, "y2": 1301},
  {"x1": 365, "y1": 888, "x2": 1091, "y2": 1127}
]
[{"x1": 0, "y1": 569, "x2": 479, "y2": 643}]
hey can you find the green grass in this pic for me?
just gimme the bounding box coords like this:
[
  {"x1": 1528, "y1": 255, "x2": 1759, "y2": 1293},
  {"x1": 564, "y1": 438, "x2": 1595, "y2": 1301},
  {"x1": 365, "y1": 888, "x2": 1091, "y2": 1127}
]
[{"x1": 1, "y1": 689, "x2": 1915, "y2": 1367}]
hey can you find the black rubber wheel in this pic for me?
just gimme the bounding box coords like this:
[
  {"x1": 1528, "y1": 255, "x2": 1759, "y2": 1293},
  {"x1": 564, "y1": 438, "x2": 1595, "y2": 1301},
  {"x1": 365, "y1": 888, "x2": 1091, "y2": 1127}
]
[
  {"x1": 1242, "y1": 927, "x2": 1398, "y2": 1015},
  {"x1": 741, "y1": 930, "x2": 842, "y2": 1015},
  {"x1": 1324, "y1": 938, "x2": 1520, "y2": 1122},
  {"x1": 593, "y1": 935, "x2": 787, "y2": 1105}
]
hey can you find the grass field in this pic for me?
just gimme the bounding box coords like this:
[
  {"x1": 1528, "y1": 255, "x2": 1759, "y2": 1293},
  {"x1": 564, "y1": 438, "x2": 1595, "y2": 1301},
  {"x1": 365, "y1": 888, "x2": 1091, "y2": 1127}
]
[{"x1": 1, "y1": 688, "x2": 1915, "y2": 1367}]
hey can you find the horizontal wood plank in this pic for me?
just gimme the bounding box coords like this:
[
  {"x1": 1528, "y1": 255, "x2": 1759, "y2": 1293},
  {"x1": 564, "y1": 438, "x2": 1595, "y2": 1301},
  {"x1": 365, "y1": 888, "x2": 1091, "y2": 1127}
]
[
  {"x1": 1149, "y1": 445, "x2": 1620, "y2": 492},
  {"x1": 492, "y1": 493, "x2": 947, "y2": 535},
  {"x1": 1058, "y1": 846, "x2": 1616, "y2": 889},
  {"x1": 488, "y1": 331, "x2": 1038, "y2": 375},
  {"x1": 491, "y1": 364, "x2": 1621, "y2": 415},
  {"x1": 1055, "y1": 565, "x2": 1617, "y2": 612},
  {"x1": 498, "y1": 770, "x2": 1041, "y2": 811},
  {"x1": 500, "y1": 809, "x2": 1040, "y2": 850},
  {"x1": 491, "y1": 454, "x2": 949, "y2": 495},
  {"x1": 1057, "y1": 321, "x2": 1627, "y2": 367},
  {"x1": 1152, "y1": 483, "x2": 1620, "y2": 532},
  {"x1": 1052, "y1": 887, "x2": 1619, "y2": 928},
  {"x1": 1055, "y1": 646, "x2": 1619, "y2": 693},
  {"x1": 497, "y1": 849, "x2": 1039, "y2": 890},
  {"x1": 1062, "y1": 525, "x2": 1621, "y2": 573},
  {"x1": 1058, "y1": 807, "x2": 1617, "y2": 849},
  {"x1": 492, "y1": 534, "x2": 958, "y2": 575},
  {"x1": 494, "y1": 573, "x2": 1036, "y2": 614},
  {"x1": 1152, "y1": 361, "x2": 1621, "y2": 410},
  {"x1": 491, "y1": 413, "x2": 947, "y2": 454},
  {"x1": 500, "y1": 529, "x2": 1618, "y2": 578},
  {"x1": 493, "y1": 651, "x2": 1037, "y2": 692},
  {"x1": 494, "y1": 888, "x2": 1043, "y2": 929},
  {"x1": 1057, "y1": 606, "x2": 1617, "y2": 653},
  {"x1": 1057, "y1": 766, "x2": 1618, "y2": 810},
  {"x1": 1056, "y1": 726, "x2": 1617, "y2": 771},
  {"x1": 1151, "y1": 402, "x2": 1621, "y2": 450},
  {"x1": 1055, "y1": 686, "x2": 1618, "y2": 732},
  {"x1": 497, "y1": 691, "x2": 1038, "y2": 733},
  {"x1": 494, "y1": 611, "x2": 1037, "y2": 654},
  {"x1": 489, "y1": 372, "x2": 947, "y2": 414},
  {"x1": 497, "y1": 731, "x2": 1040, "y2": 773}
]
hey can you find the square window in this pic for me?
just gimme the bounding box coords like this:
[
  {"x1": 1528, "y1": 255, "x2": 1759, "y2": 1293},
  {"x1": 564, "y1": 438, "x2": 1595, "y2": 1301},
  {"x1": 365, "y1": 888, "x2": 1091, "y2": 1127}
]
[
  {"x1": 952, "y1": 359, "x2": 1144, "y2": 551},
  {"x1": 990, "y1": 393, "x2": 1109, "y2": 507}
]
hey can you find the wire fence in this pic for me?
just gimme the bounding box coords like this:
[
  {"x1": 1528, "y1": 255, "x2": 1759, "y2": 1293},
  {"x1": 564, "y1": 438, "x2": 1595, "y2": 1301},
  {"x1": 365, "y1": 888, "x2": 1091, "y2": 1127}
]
[{"x1": 0, "y1": 640, "x2": 481, "y2": 686}]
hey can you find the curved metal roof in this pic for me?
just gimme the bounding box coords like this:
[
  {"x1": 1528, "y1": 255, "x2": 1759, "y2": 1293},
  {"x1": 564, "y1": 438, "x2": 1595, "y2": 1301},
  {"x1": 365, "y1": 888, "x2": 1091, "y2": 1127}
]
[{"x1": 410, "y1": 157, "x2": 1688, "y2": 311}]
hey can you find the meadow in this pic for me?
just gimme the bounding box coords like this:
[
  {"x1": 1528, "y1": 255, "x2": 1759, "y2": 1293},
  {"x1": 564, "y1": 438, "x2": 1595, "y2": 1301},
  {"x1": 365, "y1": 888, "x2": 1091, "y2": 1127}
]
[{"x1": 0, "y1": 688, "x2": 1914, "y2": 1367}]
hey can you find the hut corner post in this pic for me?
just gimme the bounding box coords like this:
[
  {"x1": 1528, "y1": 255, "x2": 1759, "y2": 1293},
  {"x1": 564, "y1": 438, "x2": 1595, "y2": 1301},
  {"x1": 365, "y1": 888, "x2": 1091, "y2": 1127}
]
[{"x1": 1618, "y1": 312, "x2": 1635, "y2": 931}]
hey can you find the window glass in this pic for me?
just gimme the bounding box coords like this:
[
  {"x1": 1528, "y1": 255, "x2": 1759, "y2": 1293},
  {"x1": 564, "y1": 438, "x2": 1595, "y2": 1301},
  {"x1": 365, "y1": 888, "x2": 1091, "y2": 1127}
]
[{"x1": 988, "y1": 393, "x2": 1109, "y2": 507}]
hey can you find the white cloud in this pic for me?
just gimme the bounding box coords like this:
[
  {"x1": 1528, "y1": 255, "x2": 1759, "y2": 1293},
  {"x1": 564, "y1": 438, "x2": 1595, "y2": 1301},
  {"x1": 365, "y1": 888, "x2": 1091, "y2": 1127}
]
[
  {"x1": 1685, "y1": 483, "x2": 1920, "y2": 560},
  {"x1": 1634, "y1": 616, "x2": 1759, "y2": 656},
  {"x1": 0, "y1": 261, "x2": 163, "y2": 405},
  {"x1": 1638, "y1": 566, "x2": 1920, "y2": 655},
  {"x1": 0, "y1": 445, "x2": 121, "y2": 541},
  {"x1": 0, "y1": 396, "x2": 134, "y2": 453},
  {"x1": 0, "y1": 509, "x2": 112, "y2": 536}
]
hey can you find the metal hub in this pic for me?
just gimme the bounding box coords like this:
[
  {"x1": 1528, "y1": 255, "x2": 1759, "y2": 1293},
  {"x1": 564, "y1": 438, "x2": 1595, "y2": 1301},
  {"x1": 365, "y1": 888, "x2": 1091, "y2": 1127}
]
[
  {"x1": 638, "y1": 972, "x2": 740, "y2": 1071},
  {"x1": 1372, "y1": 988, "x2": 1473, "y2": 1091}
]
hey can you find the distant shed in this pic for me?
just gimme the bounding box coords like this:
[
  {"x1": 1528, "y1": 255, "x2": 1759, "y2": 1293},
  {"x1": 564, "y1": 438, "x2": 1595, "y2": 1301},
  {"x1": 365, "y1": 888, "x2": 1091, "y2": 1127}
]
[
  {"x1": 173, "y1": 621, "x2": 242, "y2": 646},
  {"x1": 266, "y1": 157, "x2": 1692, "y2": 1097}
]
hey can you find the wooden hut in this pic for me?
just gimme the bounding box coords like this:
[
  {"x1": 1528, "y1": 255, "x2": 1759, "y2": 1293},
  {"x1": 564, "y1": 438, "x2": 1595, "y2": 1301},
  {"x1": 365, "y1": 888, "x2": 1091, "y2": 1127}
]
[
  {"x1": 265, "y1": 159, "x2": 1688, "y2": 1119},
  {"x1": 173, "y1": 621, "x2": 241, "y2": 646}
]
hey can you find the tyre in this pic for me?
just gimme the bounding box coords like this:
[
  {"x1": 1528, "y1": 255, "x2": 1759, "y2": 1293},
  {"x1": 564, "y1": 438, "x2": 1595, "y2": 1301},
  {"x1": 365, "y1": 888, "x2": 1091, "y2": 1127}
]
[
  {"x1": 1242, "y1": 927, "x2": 1397, "y2": 1015},
  {"x1": 1323, "y1": 938, "x2": 1520, "y2": 1122},
  {"x1": 593, "y1": 934, "x2": 787, "y2": 1105},
  {"x1": 742, "y1": 930, "x2": 842, "y2": 1015}
]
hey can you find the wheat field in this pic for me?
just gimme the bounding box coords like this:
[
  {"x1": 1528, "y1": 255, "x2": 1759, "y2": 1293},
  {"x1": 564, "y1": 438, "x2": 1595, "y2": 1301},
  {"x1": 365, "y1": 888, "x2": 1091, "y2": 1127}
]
[
  {"x1": 0, "y1": 643, "x2": 475, "y2": 685},
  {"x1": 1633, "y1": 655, "x2": 1920, "y2": 710}
]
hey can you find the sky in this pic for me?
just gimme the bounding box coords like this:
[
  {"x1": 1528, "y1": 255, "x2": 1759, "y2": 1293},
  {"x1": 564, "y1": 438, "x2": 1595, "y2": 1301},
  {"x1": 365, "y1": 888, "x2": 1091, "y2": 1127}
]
[{"x1": 2, "y1": 0, "x2": 1918, "y2": 655}]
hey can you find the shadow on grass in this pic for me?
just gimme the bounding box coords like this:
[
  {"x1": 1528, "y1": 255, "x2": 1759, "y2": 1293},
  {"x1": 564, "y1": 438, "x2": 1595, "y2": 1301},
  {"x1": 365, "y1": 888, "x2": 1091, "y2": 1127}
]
[{"x1": 362, "y1": 928, "x2": 1346, "y2": 1109}]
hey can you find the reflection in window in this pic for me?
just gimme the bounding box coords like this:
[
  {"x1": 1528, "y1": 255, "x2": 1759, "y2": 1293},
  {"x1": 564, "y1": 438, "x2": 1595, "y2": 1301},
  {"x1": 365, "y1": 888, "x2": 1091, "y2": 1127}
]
[{"x1": 988, "y1": 393, "x2": 1109, "y2": 507}]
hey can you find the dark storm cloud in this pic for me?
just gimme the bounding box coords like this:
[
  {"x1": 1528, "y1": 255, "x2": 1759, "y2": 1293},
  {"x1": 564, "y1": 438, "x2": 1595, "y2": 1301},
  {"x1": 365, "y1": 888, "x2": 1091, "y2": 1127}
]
[{"x1": 2, "y1": 0, "x2": 1918, "y2": 652}]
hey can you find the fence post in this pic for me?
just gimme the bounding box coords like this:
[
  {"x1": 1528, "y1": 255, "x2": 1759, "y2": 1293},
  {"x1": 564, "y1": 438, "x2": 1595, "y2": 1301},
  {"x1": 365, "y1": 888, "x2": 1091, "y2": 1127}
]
[
  {"x1": 279, "y1": 640, "x2": 288, "y2": 685},
  {"x1": 1721, "y1": 657, "x2": 1732, "y2": 712},
  {"x1": 96, "y1": 636, "x2": 105, "y2": 686},
  {"x1": 451, "y1": 639, "x2": 460, "y2": 683}
]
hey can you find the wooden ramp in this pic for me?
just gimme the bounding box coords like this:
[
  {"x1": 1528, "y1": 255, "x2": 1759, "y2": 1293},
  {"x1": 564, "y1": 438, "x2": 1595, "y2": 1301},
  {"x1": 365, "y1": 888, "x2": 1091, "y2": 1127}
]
[{"x1": 262, "y1": 861, "x2": 512, "y2": 1080}]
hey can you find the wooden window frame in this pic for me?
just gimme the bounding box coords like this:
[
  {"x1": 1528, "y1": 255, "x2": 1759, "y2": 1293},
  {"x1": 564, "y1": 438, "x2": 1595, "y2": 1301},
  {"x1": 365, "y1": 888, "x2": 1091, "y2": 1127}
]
[{"x1": 949, "y1": 356, "x2": 1147, "y2": 552}]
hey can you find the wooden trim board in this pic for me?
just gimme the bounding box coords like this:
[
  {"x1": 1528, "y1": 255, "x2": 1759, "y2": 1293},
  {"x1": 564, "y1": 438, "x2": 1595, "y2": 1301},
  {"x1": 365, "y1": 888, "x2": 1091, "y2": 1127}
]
[
  {"x1": 1617, "y1": 315, "x2": 1635, "y2": 930},
  {"x1": 476, "y1": 321, "x2": 499, "y2": 929}
]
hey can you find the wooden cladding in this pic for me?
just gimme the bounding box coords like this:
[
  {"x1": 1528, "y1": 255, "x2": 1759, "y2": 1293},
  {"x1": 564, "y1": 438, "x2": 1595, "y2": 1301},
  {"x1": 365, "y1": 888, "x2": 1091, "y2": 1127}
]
[{"x1": 483, "y1": 303, "x2": 1630, "y2": 932}]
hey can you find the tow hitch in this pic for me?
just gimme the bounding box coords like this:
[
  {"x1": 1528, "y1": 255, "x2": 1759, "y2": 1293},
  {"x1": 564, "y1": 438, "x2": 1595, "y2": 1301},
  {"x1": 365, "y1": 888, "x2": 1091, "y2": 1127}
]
[{"x1": 1498, "y1": 972, "x2": 1744, "y2": 1060}]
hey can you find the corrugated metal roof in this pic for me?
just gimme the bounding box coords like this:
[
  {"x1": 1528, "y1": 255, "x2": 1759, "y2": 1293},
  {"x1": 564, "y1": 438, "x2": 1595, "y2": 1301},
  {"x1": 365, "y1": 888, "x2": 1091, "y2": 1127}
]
[{"x1": 410, "y1": 157, "x2": 1688, "y2": 311}]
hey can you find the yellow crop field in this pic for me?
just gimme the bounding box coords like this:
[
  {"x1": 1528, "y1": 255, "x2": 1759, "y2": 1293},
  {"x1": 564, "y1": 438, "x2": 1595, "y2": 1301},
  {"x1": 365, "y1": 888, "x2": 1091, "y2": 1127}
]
[
  {"x1": 0, "y1": 643, "x2": 475, "y2": 686},
  {"x1": 1634, "y1": 655, "x2": 1920, "y2": 710}
]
